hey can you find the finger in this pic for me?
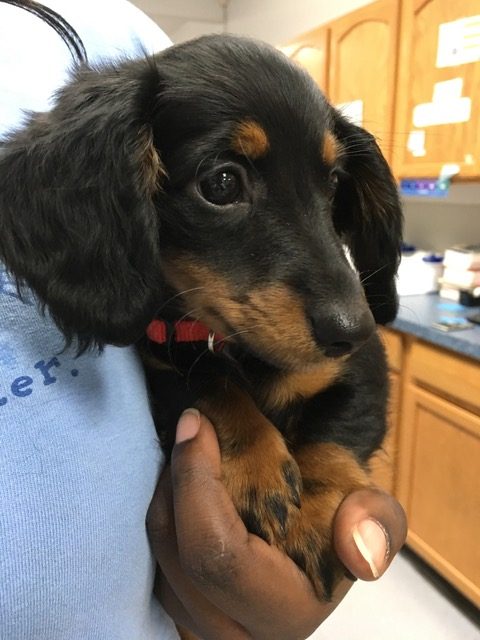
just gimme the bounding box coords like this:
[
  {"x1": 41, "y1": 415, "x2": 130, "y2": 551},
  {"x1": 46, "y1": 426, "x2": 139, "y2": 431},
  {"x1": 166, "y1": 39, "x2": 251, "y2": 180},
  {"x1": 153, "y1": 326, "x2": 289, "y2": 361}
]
[
  {"x1": 157, "y1": 572, "x2": 250, "y2": 640},
  {"x1": 155, "y1": 571, "x2": 198, "y2": 635},
  {"x1": 147, "y1": 460, "x2": 250, "y2": 639},
  {"x1": 333, "y1": 488, "x2": 408, "y2": 581},
  {"x1": 169, "y1": 409, "x2": 350, "y2": 640}
]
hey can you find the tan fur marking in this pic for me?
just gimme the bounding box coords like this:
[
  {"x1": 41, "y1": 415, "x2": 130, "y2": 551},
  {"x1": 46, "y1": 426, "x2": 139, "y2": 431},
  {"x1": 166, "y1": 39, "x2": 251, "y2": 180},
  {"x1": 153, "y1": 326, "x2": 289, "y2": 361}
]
[
  {"x1": 196, "y1": 381, "x2": 371, "y2": 600},
  {"x1": 322, "y1": 130, "x2": 341, "y2": 165},
  {"x1": 231, "y1": 120, "x2": 270, "y2": 159},
  {"x1": 197, "y1": 381, "x2": 303, "y2": 548},
  {"x1": 262, "y1": 361, "x2": 344, "y2": 411},
  {"x1": 282, "y1": 443, "x2": 370, "y2": 597},
  {"x1": 138, "y1": 125, "x2": 167, "y2": 193},
  {"x1": 295, "y1": 443, "x2": 369, "y2": 491},
  {"x1": 161, "y1": 256, "x2": 330, "y2": 370},
  {"x1": 197, "y1": 381, "x2": 272, "y2": 454}
]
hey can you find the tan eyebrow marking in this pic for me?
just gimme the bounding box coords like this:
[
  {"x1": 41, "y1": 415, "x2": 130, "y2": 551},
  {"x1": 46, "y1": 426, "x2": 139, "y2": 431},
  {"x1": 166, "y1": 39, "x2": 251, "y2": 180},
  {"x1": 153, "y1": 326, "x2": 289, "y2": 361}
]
[
  {"x1": 231, "y1": 120, "x2": 270, "y2": 159},
  {"x1": 322, "y1": 130, "x2": 341, "y2": 165}
]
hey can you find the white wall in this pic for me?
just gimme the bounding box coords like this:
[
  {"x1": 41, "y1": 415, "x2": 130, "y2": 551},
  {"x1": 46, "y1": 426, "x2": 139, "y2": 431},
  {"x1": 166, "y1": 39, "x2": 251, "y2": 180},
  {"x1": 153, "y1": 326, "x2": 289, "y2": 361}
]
[
  {"x1": 226, "y1": 0, "x2": 372, "y2": 45},
  {"x1": 134, "y1": 0, "x2": 374, "y2": 45},
  {"x1": 403, "y1": 195, "x2": 480, "y2": 252},
  {"x1": 132, "y1": 0, "x2": 224, "y2": 43},
  {"x1": 172, "y1": 21, "x2": 223, "y2": 42}
]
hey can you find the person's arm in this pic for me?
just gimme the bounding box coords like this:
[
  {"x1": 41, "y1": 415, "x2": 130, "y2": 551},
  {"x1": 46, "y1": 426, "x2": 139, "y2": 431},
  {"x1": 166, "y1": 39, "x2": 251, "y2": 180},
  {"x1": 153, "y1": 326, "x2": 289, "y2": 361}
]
[{"x1": 148, "y1": 409, "x2": 407, "y2": 640}]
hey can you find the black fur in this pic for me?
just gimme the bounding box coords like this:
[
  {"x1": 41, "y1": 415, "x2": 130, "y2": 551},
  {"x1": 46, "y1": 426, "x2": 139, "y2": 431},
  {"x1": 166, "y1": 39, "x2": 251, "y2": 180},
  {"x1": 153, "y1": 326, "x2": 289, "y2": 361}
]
[{"x1": 0, "y1": 34, "x2": 403, "y2": 596}]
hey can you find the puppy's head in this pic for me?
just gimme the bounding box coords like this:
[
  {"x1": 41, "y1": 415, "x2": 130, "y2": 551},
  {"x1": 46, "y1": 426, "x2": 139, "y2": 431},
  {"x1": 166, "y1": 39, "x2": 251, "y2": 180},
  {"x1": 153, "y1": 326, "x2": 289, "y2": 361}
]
[{"x1": 0, "y1": 35, "x2": 402, "y2": 367}]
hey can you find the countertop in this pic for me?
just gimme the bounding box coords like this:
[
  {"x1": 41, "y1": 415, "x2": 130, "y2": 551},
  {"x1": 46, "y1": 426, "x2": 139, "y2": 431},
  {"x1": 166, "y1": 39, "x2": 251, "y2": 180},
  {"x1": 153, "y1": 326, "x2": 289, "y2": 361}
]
[{"x1": 389, "y1": 294, "x2": 480, "y2": 361}]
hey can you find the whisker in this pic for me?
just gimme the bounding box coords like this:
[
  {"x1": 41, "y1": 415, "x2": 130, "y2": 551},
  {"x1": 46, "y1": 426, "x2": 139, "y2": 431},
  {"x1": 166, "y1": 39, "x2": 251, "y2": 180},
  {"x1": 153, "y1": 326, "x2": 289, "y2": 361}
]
[
  {"x1": 360, "y1": 263, "x2": 394, "y2": 285},
  {"x1": 220, "y1": 325, "x2": 262, "y2": 342},
  {"x1": 194, "y1": 149, "x2": 231, "y2": 180},
  {"x1": 185, "y1": 347, "x2": 211, "y2": 388},
  {"x1": 155, "y1": 287, "x2": 206, "y2": 315},
  {"x1": 164, "y1": 307, "x2": 203, "y2": 375},
  {"x1": 185, "y1": 323, "x2": 263, "y2": 386},
  {"x1": 194, "y1": 152, "x2": 217, "y2": 180}
]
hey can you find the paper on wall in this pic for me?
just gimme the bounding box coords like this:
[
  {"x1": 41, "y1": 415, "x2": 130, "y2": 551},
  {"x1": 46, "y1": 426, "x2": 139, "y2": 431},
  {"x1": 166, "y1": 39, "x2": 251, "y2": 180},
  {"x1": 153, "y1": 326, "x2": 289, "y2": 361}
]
[
  {"x1": 407, "y1": 130, "x2": 426, "y2": 157},
  {"x1": 439, "y1": 163, "x2": 460, "y2": 178},
  {"x1": 436, "y1": 15, "x2": 480, "y2": 68},
  {"x1": 412, "y1": 78, "x2": 471, "y2": 127},
  {"x1": 432, "y1": 77, "x2": 463, "y2": 102}
]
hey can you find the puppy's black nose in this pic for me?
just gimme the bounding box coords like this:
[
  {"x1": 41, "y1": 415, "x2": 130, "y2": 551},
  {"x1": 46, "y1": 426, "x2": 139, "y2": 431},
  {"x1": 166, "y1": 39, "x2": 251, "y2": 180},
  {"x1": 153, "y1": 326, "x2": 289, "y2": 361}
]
[{"x1": 310, "y1": 307, "x2": 375, "y2": 358}]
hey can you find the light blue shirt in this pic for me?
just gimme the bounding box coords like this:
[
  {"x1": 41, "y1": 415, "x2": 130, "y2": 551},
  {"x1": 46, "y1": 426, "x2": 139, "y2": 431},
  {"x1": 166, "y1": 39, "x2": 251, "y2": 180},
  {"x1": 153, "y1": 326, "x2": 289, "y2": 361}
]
[
  {"x1": 0, "y1": 2, "x2": 178, "y2": 638},
  {"x1": 0, "y1": 0, "x2": 171, "y2": 132}
]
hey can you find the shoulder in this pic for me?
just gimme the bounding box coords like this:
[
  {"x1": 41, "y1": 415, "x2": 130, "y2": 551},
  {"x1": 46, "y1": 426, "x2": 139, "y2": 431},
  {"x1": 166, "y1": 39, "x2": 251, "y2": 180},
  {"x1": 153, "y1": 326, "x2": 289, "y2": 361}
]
[
  {"x1": 46, "y1": 0, "x2": 172, "y2": 60},
  {"x1": 0, "y1": 0, "x2": 171, "y2": 134},
  {"x1": 0, "y1": 0, "x2": 171, "y2": 57}
]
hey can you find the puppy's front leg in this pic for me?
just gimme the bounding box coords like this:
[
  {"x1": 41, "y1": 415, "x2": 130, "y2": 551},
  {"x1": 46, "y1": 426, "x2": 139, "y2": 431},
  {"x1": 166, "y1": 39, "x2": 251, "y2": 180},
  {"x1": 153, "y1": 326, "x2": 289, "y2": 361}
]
[
  {"x1": 197, "y1": 384, "x2": 371, "y2": 602},
  {"x1": 285, "y1": 443, "x2": 370, "y2": 600},
  {"x1": 196, "y1": 382, "x2": 303, "y2": 547}
]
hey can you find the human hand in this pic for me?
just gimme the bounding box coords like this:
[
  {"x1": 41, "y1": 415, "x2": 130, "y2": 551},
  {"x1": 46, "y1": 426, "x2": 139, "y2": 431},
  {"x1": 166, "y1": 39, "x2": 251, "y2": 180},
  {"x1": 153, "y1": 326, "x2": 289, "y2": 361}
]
[{"x1": 147, "y1": 409, "x2": 407, "y2": 640}]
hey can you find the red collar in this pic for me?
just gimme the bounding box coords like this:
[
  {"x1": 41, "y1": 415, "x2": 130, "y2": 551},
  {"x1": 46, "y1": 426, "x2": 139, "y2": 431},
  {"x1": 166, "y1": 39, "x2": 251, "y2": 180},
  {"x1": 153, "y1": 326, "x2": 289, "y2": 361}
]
[{"x1": 147, "y1": 319, "x2": 224, "y2": 352}]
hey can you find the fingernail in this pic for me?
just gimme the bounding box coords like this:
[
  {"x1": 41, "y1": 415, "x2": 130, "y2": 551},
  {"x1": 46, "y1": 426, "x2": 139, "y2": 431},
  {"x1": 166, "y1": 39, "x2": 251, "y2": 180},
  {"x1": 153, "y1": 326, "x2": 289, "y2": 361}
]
[
  {"x1": 352, "y1": 519, "x2": 390, "y2": 579},
  {"x1": 175, "y1": 408, "x2": 201, "y2": 444}
]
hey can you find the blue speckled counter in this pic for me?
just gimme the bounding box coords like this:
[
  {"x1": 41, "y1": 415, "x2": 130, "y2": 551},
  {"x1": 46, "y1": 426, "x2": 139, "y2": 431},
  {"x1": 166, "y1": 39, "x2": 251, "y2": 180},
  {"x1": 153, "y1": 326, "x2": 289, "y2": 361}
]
[{"x1": 389, "y1": 294, "x2": 480, "y2": 361}]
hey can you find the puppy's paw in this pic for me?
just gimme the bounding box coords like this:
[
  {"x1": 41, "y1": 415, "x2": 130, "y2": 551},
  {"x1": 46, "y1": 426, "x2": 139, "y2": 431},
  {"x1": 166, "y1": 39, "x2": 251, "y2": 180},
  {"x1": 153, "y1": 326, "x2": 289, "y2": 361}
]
[
  {"x1": 284, "y1": 442, "x2": 370, "y2": 600},
  {"x1": 221, "y1": 434, "x2": 303, "y2": 545},
  {"x1": 281, "y1": 488, "x2": 347, "y2": 600},
  {"x1": 196, "y1": 383, "x2": 303, "y2": 546}
]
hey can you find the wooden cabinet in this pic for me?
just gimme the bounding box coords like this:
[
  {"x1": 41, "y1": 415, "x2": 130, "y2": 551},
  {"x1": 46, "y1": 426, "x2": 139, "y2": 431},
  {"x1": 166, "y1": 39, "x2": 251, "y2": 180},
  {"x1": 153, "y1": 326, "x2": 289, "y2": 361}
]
[
  {"x1": 406, "y1": 338, "x2": 480, "y2": 413},
  {"x1": 279, "y1": 27, "x2": 330, "y2": 93},
  {"x1": 375, "y1": 329, "x2": 480, "y2": 607},
  {"x1": 400, "y1": 385, "x2": 480, "y2": 606},
  {"x1": 283, "y1": 1, "x2": 400, "y2": 164},
  {"x1": 283, "y1": 0, "x2": 480, "y2": 179},
  {"x1": 396, "y1": 338, "x2": 480, "y2": 607},
  {"x1": 394, "y1": 0, "x2": 480, "y2": 178},
  {"x1": 328, "y1": 0, "x2": 401, "y2": 164}
]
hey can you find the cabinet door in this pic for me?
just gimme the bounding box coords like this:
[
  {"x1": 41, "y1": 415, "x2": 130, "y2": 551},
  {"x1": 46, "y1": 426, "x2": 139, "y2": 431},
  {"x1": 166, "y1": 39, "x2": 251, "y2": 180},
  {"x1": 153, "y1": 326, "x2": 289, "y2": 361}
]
[
  {"x1": 398, "y1": 384, "x2": 480, "y2": 607},
  {"x1": 328, "y1": 0, "x2": 401, "y2": 164},
  {"x1": 280, "y1": 27, "x2": 330, "y2": 93},
  {"x1": 395, "y1": 0, "x2": 480, "y2": 178}
]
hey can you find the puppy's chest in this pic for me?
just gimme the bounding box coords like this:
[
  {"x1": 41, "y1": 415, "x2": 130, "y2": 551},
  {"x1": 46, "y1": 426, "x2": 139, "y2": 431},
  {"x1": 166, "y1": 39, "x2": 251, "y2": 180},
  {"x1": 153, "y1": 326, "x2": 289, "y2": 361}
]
[{"x1": 140, "y1": 337, "x2": 310, "y2": 451}]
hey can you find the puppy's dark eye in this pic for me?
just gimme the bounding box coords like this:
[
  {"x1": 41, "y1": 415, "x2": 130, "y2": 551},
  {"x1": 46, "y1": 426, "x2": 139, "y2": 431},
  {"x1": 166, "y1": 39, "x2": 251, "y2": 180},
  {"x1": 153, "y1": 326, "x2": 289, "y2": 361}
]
[{"x1": 199, "y1": 170, "x2": 242, "y2": 205}]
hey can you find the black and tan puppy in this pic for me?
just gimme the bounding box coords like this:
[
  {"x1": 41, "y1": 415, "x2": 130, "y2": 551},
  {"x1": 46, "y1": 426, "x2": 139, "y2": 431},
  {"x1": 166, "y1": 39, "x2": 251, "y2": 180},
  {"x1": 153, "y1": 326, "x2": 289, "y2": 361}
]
[{"x1": 0, "y1": 35, "x2": 402, "y2": 599}]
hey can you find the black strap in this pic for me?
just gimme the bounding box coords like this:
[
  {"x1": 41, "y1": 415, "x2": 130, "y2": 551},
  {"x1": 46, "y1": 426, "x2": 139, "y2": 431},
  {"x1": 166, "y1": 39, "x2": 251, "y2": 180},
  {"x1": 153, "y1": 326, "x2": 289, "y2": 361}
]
[{"x1": 0, "y1": 0, "x2": 88, "y2": 64}]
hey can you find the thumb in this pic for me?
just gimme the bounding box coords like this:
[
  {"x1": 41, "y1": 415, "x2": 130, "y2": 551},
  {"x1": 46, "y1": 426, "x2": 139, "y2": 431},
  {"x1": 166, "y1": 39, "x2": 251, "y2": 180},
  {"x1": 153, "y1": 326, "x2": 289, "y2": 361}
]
[
  {"x1": 170, "y1": 408, "x2": 246, "y2": 551},
  {"x1": 333, "y1": 488, "x2": 407, "y2": 581},
  {"x1": 172, "y1": 408, "x2": 223, "y2": 475},
  {"x1": 174, "y1": 408, "x2": 203, "y2": 444},
  {"x1": 147, "y1": 409, "x2": 225, "y2": 550}
]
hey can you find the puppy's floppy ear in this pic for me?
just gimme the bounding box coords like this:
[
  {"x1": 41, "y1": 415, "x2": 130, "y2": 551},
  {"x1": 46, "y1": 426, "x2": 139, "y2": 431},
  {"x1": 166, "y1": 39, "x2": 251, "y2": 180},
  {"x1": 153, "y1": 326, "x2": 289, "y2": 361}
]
[
  {"x1": 331, "y1": 111, "x2": 403, "y2": 324},
  {"x1": 0, "y1": 60, "x2": 164, "y2": 349}
]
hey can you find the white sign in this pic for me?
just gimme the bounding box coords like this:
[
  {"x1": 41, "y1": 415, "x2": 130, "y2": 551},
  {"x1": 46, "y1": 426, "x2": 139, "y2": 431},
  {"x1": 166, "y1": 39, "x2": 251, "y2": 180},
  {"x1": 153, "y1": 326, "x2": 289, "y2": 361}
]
[
  {"x1": 412, "y1": 78, "x2": 471, "y2": 127},
  {"x1": 407, "y1": 130, "x2": 426, "y2": 157},
  {"x1": 437, "y1": 15, "x2": 480, "y2": 68}
]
